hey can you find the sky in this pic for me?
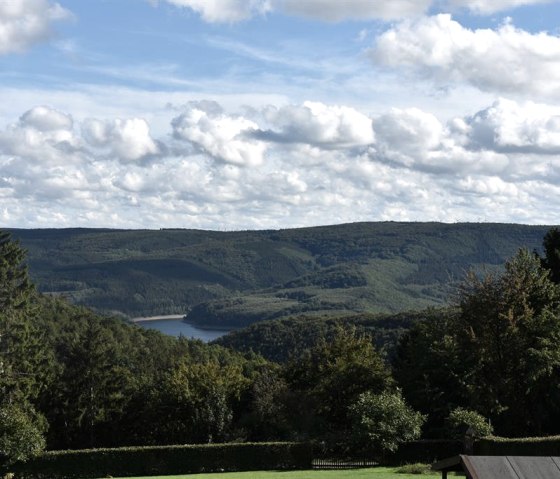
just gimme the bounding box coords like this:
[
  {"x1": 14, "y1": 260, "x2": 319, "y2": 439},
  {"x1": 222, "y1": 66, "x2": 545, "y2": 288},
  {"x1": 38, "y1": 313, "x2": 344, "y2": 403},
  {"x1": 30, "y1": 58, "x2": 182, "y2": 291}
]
[{"x1": 1, "y1": 0, "x2": 560, "y2": 229}]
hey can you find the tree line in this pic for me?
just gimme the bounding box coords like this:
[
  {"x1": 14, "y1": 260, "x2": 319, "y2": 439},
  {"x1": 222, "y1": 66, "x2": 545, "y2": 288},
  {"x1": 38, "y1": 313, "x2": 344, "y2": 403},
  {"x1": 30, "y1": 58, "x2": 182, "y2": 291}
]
[{"x1": 2, "y1": 228, "x2": 560, "y2": 467}]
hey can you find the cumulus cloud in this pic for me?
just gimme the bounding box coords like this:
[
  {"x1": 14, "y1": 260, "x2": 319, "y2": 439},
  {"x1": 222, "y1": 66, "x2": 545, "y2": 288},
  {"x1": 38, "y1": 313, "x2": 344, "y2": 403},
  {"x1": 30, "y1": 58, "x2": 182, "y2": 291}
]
[
  {"x1": 172, "y1": 102, "x2": 266, "y2": 166},
  {"x1": 0, "y1": 0, "x2": 71, "y2": 54},
  {"x1": 82, "y1": 118, "x2": 160, "y2": 162},
  {"x1": 260, "y1": 101, "x2": 374, "y2": 148},
  {"x1": 372, "y1": 14, "x2": 560, "y2": 98},
  {"x1": 20, "y1": 105, "x2": 73, "y2": 131},
  {"x1": 4, "y1": 99, "x2": 560, "y2": 229},
  {"x1": 0, "y1": 106, "x2": 78, "y2": 166},
  {"x1": 464, "y1": 98, "x2": 560, "y2": 153},
  {"x1": 371, "y1": 107, "x2": 510, "y2": 175}
]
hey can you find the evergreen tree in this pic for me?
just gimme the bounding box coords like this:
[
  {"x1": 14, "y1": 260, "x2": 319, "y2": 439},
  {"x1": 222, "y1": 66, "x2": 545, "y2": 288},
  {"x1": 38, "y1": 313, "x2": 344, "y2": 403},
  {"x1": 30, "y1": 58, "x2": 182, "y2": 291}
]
[
  {"x1": 0, "y1": 231, "x2": 50, "y2": 465},
  {"x1": 542, "y1": 227, "x2": 560, "y2": 283}
]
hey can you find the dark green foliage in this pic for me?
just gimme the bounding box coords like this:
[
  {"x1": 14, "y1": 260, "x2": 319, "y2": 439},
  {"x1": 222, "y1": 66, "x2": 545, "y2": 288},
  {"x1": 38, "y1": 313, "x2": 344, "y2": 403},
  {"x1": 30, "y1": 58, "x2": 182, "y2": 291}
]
[
  {"x1": 396, "y1": 248, "x2": 560, "y2": 437},
  {"x1": 9, "y1": 442, "x2": 313, "y2": 478},
  {"x1": 541, "y1": 227, "x2": 560, "y2": 283},
  {"x1": 0, "y1": 231, "x2": 53, "y2": 402},
  {"x1": 10, "y1": 223, "x2": 551, "y2": 323},
  {"x1": 38, "y1": 306, "x2": 269, "y2": 450},
  {"x1": 215, "y1": 309, "x2": 445, "y2": 363},
  {"x1": 0, "y1": 231, "x2": 33, "y2": 311},
  {"x1": 283, "y1": 327, "x2": 392, "y2": 440}
]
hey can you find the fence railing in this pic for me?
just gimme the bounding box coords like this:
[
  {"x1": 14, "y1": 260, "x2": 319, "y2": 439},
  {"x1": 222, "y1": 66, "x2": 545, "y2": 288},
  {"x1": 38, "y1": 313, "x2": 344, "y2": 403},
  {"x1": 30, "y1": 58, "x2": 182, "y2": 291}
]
[{"x1": 312, "y1": 458, "x2": 377, "y2": 469}]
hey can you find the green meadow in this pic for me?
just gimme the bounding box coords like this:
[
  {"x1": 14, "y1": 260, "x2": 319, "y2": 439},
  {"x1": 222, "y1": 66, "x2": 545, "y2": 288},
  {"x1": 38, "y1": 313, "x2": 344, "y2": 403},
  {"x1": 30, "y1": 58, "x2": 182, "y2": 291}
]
[{"x1": 112, "y1": 467, "x2": 441, "y2": 479}]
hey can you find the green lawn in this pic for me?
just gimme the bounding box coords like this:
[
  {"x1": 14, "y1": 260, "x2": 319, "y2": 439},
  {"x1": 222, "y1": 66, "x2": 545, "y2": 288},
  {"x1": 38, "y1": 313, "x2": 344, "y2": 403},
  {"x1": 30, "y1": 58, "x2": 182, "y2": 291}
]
[{"x1": 113, "y1": 467, "x2": 441, "y2": 479}]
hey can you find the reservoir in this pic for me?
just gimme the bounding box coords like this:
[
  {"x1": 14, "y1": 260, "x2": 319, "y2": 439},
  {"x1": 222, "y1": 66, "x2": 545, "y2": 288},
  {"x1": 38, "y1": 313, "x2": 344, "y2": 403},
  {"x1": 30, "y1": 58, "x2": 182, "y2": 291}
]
[{"x1": 132, "y1": 315, "x2": 231, "y2": 342}]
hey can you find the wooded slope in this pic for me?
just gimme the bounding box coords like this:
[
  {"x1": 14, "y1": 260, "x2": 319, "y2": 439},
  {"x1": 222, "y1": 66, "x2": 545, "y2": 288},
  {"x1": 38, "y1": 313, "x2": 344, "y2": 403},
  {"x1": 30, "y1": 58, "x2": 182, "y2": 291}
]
[{"x1": 10, "y1": 222, "x2": 552, "y2": 325}]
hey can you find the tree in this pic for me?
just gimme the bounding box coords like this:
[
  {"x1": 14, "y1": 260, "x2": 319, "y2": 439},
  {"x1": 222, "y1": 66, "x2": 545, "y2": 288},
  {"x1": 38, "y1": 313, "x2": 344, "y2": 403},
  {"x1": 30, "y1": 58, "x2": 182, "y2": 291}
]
[
  {"x1": 446, "y1": 407, "x2": 493, "y2": 439},
  {"x1": 397, "y1": 249, "x2": 560, "y2": 437},
  {"x1": 0, "y1": 231, "x2": 38, "y2": 400},
  {"x1": 47, "y1": 315, "x2": 137, "y2": 448},
  {"x1": 283, "y1": 327, "x2": 392, "y2": 438},
  {"x1": 456, "y1": 249, "x2": 560, "y2": 434},
  {"x1": 0, "y1": 231, "x2": 51, "y2": 461},
  {"x1": 541, "y1": 227, "x2": 560, "y2": 283},
  {"x1": 393, "y1": 309, "x2": 466, "y2": 436},
  {"x1": 348, "y1": 390, "x2": 425, "y2": 456}
]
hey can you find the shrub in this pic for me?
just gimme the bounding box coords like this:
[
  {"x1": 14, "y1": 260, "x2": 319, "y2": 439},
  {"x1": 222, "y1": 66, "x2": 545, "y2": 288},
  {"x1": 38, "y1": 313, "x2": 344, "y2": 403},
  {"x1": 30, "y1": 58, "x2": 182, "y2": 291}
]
[
  {"x1": 348, "y1": 391, "x2": 425, "y2": 456},
  {"x1": 395, "y1": 463, "x2": 433, "y2": 474},
  {"x1": 0, "y1": 402, "x2": 46, "y2": 467}
]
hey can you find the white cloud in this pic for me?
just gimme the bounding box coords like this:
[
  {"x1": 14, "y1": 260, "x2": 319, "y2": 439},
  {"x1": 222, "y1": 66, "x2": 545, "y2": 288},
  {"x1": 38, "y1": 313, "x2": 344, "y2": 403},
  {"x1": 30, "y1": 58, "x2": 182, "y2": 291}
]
[
  {"x1": 0, "y1": 0, "x2": 70, "y2": 54},
  {"x1": 464, "y1": 98, "x2": 560, "y2": 153},
  {"x1": 372, "y1": 14, "x2": 560, "y2": 98},
  {"x1": 276, "y1": 0, "x2": 431, "y2": 21},
  {"x1": 3, "y1": 98, "x2": 560, "y2": 229},
  {"x1": 447, "y1": 0, "x2": 552, "y2": 14},
  {"x1": 262, "y1": 101, "x2": 374, "y2": 147},
  {"x1": 371, "y1": 106, "x2": 510, "y2": 175},
  {"x1": 0, "y1": 106, "x2": 79, "y2": 166},
  {"x1": 162, "y1": 0, "x2": 271, "y2": 22},
  {"x1": 20, "y1": 105, "x2": 73, "y2": 131},
  {"x1": 159, "y1": 0, "x2": 554, "y2": 22},
  {"x1": 172, "y1": 102, "x2": 266, "y2": 166},
  {"x1": 82, "y1": 118, "x2": 160, "y2": 162}
]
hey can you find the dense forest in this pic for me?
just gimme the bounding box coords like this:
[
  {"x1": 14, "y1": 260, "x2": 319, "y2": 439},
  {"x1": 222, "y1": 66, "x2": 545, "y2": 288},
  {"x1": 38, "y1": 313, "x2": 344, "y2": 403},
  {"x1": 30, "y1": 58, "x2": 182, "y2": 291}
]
[
  {"x1": 9, "y1": 223, "x2": 552, "y2": 326},
  {"x1": 3, "y1": 227, "x2": 560, "y2": 469}
]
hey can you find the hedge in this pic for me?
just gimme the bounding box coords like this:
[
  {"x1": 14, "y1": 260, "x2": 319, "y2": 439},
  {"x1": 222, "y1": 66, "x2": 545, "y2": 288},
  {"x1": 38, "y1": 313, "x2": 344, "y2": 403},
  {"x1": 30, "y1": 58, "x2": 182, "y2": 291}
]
[
  {"x1": 385, "y1": 440, "x2": 463, "y2": 466},
  {"x1": 310, "y1": 439, "x2": 462, "y2": 466},
  {"x1": 7, "y1": 442, "x2": 313, "y2": 479},
  {"x1": 475, "y1": 435, "x2": 560, "y2": 456}
]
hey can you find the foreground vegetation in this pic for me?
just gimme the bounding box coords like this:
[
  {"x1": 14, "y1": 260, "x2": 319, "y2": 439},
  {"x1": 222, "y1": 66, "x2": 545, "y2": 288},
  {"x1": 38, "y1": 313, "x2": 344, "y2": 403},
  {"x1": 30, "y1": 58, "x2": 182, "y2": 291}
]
[{"x1": 3, "y1": 226, "x2": 560, "y2": 477}]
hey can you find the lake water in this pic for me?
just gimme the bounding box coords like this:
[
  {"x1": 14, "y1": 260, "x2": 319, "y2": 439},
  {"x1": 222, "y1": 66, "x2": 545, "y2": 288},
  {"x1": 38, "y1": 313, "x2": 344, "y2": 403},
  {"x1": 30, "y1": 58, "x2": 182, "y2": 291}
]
[{"x1": 133, "y1": 315, "x2": 231, "y2": 342}]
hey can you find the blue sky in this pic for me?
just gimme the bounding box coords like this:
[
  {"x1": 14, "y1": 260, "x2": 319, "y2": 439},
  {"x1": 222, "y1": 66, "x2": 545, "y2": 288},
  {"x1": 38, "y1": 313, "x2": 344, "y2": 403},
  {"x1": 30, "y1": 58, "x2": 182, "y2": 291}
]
[{"x1": 1, "y1": 0, "x2": 560, "y2": 229}]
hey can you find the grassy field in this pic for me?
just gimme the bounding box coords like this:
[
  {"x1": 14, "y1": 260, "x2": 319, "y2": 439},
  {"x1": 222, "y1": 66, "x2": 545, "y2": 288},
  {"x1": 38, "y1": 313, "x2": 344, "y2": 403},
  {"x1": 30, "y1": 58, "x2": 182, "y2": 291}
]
[{"x1": 113, "y1": 467, "x2": 441, "y2": 479}]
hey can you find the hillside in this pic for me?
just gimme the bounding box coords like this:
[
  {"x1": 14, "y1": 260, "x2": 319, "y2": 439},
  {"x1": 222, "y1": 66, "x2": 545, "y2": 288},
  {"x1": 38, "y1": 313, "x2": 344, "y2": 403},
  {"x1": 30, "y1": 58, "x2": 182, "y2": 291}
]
[{"x1": 9, "y1": 222, "x2": 553, "y2": 326}]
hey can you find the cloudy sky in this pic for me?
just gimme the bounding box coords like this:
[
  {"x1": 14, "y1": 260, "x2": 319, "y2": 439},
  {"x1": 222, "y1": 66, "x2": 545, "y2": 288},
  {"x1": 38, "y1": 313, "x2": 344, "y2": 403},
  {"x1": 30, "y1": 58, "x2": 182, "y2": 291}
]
[{"x1": 1, "y1": 0, "x2": 560, "y2": 229}]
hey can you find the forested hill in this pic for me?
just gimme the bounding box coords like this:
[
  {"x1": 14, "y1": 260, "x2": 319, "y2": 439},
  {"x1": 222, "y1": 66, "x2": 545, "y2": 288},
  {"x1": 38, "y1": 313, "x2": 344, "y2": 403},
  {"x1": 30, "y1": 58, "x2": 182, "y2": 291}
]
[{"x1": 9, "y1": 222, "x2": 554, "y2": 326}]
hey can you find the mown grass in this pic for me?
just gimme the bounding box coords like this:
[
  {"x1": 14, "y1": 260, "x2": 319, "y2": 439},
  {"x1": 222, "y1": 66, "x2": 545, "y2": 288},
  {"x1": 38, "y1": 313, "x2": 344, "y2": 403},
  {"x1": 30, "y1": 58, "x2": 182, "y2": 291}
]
[{"x1": 112, "y1": 466, "x2": 441, "y2": 479}]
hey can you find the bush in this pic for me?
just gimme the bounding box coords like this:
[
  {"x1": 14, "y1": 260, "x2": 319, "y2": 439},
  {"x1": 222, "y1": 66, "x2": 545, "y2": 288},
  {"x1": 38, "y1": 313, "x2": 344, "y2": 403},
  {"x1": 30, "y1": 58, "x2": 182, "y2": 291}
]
[
  {"x1": 8, "y1": 442, "x2": 312, "y2": 479},
  {"x1": 349, "y1": 391, "x2": 426, "y2": 456},
  {"x1": 395, "y1": 463, "x2": 433, "y2": 474},
  {"x1": 0, "y1": 403, "x2": 46, "y2": 467}
]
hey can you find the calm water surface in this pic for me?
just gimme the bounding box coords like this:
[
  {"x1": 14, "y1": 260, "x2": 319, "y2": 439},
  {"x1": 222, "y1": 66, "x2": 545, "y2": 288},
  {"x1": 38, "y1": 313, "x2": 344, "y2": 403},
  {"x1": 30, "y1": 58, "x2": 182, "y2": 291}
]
[{"x1": 133, "y1": 315, "x2": 231, "y2": 342}]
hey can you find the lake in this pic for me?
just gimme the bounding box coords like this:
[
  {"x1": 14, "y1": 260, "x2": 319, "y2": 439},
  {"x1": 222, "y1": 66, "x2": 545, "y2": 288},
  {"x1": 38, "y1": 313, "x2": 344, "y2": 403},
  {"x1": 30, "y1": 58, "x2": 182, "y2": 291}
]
[{"x1": 132, "y1": 315, "x2": 231, "y2": 342}]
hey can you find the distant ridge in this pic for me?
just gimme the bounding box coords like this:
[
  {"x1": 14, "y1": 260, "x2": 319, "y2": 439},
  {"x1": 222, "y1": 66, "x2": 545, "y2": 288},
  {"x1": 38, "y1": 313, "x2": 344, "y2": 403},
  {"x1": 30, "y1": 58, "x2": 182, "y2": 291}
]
[{"x1": 9, "y1": 222, "x2": 554, "y2": 327}]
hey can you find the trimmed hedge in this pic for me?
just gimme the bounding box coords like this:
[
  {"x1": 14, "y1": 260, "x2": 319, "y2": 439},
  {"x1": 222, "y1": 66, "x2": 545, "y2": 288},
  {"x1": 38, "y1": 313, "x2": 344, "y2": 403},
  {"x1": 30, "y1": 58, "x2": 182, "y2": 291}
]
[
  {"x1": 8, "y1": 442, "x2": 313, "y2": 479},
  {"x1": 310, "y1": 439, "x2": 462, "y2": 466},
  {"x1": 475, "y1": 435, "x2": 560, "y2": 456},
  {"x1": 385, "y1": 440, "x2": 463, "y2": 466}
]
